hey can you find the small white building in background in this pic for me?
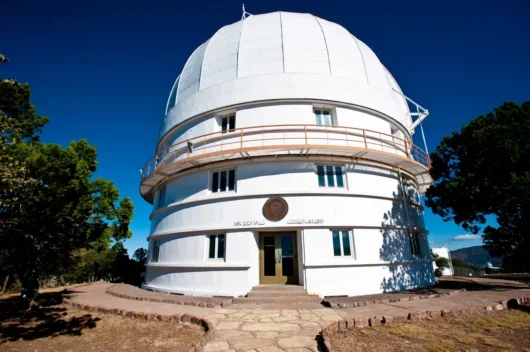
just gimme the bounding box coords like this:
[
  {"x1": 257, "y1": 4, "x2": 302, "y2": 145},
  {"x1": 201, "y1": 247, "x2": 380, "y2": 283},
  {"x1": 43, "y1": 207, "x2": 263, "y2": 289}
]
[
  {"x1": 140, "y1": 11, "x2": 436, "y2": 297},
  {"x1": 431, "y1": 247, "x2": 454, "y2": 276}
]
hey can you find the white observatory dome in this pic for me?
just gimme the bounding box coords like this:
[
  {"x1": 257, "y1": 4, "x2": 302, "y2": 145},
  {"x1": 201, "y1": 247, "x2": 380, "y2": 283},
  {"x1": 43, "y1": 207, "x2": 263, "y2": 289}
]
[{"x1": 161, "y1": 11, "x2": 411, "y2": 140}]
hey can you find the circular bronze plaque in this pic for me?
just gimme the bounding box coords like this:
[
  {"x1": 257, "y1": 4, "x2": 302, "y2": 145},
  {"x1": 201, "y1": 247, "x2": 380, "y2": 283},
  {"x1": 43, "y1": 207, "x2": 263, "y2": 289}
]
[{"x1": 263, "y1": 197, "x2": 289, "y2": 222}]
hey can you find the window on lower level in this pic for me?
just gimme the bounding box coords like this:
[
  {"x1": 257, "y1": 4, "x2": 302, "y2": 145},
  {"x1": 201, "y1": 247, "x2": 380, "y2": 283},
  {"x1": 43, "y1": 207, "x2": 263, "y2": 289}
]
[
  {"x1": 314, "y1": 109, "x2": 333, "y2": 126},
  {"x1": 317, "y1": 165, "x2": 344, "y2": 188},
  {"x1": 208, "y1": 234, "x2": 225, "y2": 259},
  {"x1": 157, "y1": 186, "x2": 166, "y2": 208},
  {"x1": 211, "y1": 169, "x2": 236, "y2": 193},
  {"x1": 410, "y1": 232, "x2": 421, "y2": 256},
  {"x1": 151, "y1": 240, "x2": 161, "y2": 263},
  {"x1": 221, "y1": 115, "x2": 236, "y2": 133},
  {"x1": 332, "y1": 230, "x2": 356, "y2": 258}
]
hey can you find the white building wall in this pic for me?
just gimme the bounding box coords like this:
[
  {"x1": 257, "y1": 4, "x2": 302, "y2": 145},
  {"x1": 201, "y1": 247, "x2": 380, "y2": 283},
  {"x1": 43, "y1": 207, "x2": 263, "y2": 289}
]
[{"x1": 159, "y1": 103, "x2": 404, "y2": 157}]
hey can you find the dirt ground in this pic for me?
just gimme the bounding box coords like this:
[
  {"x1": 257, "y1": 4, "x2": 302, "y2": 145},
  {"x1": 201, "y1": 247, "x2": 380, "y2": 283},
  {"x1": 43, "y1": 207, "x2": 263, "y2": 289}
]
[
  {"x1": 0, "y1": 291, "x2": 204, "y2": 352},
  {"x1": 331, "y1": 306, "x2": 530, "y2": 352}
]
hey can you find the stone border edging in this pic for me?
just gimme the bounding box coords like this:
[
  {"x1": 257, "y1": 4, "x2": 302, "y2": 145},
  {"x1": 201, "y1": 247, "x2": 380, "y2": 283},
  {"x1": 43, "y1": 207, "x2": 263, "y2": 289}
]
[
  {"x1": 320, "y1": 294, "x2": 530, "y2": 352},
  {"x1": 62, "y1": 297, "x2": 215, "y2": 352},
  {"x1": 322, "y1": 288, "x2": 466, "y2": 309},
  {"x1": 105, "y1": 285, "x2": 233, "y2": 308}
]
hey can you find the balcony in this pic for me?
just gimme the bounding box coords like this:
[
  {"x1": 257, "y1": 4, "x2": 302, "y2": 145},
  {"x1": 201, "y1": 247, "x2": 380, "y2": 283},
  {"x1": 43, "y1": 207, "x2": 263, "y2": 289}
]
[{"x1": 140, "y1": 124, "x2": 432, "y2": 201}]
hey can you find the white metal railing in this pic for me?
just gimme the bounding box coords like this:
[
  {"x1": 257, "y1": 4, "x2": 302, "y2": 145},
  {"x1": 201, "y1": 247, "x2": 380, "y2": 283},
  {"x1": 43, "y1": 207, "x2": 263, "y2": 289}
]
[{"x1": 141, "y1": 124, "x2": 430, "y2": 181}]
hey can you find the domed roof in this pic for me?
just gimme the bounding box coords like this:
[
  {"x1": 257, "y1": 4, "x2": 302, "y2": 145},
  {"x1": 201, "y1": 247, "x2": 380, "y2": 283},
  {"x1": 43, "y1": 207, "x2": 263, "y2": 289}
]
[{"x1": 161, "y1": 12, "x2": 410, "y2": 139}]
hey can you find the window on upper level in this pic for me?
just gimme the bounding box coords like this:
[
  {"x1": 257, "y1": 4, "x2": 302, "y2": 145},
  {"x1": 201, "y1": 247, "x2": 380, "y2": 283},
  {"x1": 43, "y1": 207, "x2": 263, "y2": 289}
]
[
  {"x1": 211, "y1": 169, "x2": 236, "y2": 193},
  {"x1": 317, "y1": 165, "x2": 345, "y2": 188},
  {"x1": 409, "y1": 232, "x2": 422, "y2": 256},
  {"x1": 221, "y1": 115, "x2": 236, "y2": 133},
  {"x1": 332, "y1": 230, "x2": 356, "y2": 258},
  {"x1": 314, "y1": 109, "x2": 333, "y2": 126},
  {"x1": 157, "y1": 186, "x2": 166, "y2": 208},
  {"x1": 151, "y1": 240, "x2": 161, "y2": 263},
  {"x1": 208, "y1": 234, "x2": 225, "y2": 259}
]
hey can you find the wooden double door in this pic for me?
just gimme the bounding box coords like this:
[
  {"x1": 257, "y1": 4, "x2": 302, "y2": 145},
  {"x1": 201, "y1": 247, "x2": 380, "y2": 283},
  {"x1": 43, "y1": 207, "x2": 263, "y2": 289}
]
[{"x1": 259, "y1": 232, "x2": 299, "y2": 284}]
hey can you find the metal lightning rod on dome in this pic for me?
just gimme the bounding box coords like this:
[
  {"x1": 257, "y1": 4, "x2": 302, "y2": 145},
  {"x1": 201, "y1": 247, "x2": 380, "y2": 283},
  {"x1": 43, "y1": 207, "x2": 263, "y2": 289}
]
[{"x1": 241, "y1": 4, "x2": 252, "y2": 20}]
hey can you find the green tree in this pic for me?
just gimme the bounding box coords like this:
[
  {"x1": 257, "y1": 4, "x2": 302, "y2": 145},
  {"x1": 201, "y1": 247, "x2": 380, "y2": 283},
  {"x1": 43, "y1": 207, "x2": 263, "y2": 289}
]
[
  {"x1": 431, "y1": 250, "x2": 450, "y2": 277},
  {"x1": 0, "y1": 64, "x2": 134, "y2": 304},
  {"x1": 426, "y1": 102, "x2": 530, "y2": 272},
  {"x1": 133, "y1": 248, "x2": 148, "y2": 264}
]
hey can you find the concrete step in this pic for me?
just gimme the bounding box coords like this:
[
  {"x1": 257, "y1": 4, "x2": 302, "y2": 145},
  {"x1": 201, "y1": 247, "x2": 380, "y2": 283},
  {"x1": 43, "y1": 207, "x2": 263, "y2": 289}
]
[
  {"x1": 247, "y1": 290, "x2": 311, "y2": 298},
  {"x1": 233, "y1": 296, "x2": 323, "y2": 305},
  {"x1": 252, "y1": 285, "x2": 306, "y2": 291}
]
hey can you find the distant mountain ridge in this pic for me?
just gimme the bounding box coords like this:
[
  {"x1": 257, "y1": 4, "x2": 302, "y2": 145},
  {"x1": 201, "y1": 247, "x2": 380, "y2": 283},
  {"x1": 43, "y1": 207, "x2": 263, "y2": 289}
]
[{"x1": 450, "y1": 246, "x2": 502, "y2": 268}]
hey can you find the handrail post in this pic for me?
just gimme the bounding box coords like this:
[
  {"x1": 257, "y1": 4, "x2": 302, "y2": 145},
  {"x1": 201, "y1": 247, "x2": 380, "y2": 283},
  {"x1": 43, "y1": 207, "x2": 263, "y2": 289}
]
[
  {"x1": 404, "y1": 139, "x2": 410, "y2": 159},
  {"x1": 304, "y1": 125, "x2": 308, "y2": 146},
  {"x1": 240, "y1": 128, "x2": 243, "y2": 150},
  {"x1": 363, "y1": 130, "x2": 367, "y2": 149}
]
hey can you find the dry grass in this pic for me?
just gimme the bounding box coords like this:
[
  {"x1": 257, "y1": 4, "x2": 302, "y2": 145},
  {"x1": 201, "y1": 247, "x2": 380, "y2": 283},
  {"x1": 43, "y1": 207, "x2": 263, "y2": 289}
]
[
  {"x1": 0, "y1": 291, "x2": 204, "y2": 352},
  {"x1": 331, "y1": 306, "x2": 530, "y2": 352}
]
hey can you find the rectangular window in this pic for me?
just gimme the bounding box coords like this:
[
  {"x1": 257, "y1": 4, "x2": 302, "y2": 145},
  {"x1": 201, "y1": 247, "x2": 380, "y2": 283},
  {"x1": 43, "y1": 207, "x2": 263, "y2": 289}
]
[
  {"x1": 317, "y1": 165, "x2": 344, "y2": 188},
  {"x1": 314, "y1": 109, "x2": 332, "y2": 126},
  {"x1": 208, "y1": 234, "x2": 226, "y2": 259},
  {"x1": 332, "y1": 230, "x2": 355, "y2": 257},
  {"x1": 211, "y1": 169, "x2": 236, "y2": 193},
  {"x1": 221, "y1": 115, "x2": 236, "y2": 133},
  {"x1": 151, "y1": 240, "x2": 161, "y2": 263},
  {"x1": 158, "y1": 186, "x2": 166, "y2": 208},
  {"x1": 410, "y1": 233, "x2": 421, "y2": 256}
]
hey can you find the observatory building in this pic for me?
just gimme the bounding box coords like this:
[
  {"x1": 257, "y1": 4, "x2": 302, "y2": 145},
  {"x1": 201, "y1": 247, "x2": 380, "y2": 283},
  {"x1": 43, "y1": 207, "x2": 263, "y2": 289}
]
[{"x1": 140, "y1": 11, "x2": 435, "y2": 297}]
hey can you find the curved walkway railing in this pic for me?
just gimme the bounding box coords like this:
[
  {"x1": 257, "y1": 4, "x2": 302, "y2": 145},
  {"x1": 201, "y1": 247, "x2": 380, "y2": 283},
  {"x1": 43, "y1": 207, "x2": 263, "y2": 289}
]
[{"x1": 141, "y1": 124, "x2": 430, "y2": 182}]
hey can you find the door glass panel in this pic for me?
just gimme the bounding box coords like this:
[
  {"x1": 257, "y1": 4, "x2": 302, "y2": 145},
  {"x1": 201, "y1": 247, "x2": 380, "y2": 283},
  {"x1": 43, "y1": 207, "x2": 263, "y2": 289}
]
[
  {"x1": 335, "y1": 166, "x2": 344, "y2": 188},
  {"x1": 264, "y1": 237, "x2": 275, "y2": 276},
  {"x1": 317, "y1": 166, "x2": 325, "y2": 187},
  {"x1": 281, "y1": 235, "x2": 294, "y2": 276},
  {"x1": 326, "y1": 166, "x2": 335, "y2": 187}
]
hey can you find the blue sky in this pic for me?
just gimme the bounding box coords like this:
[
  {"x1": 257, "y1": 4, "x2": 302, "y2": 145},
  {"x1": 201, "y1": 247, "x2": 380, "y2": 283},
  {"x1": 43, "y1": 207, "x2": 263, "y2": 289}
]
[{"x1": 3, "y1": 0, "x2": 529, "y2": 254}]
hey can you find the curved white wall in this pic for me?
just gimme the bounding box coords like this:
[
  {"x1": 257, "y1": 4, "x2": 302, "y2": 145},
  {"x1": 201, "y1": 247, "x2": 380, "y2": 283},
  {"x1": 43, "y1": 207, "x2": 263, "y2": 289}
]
[
  {"x1": 144, "y1": 160, "x2": 434, "y2": 296},
  {"x1": 159, "y1": 103, "x2": 402, "y2": 154}
]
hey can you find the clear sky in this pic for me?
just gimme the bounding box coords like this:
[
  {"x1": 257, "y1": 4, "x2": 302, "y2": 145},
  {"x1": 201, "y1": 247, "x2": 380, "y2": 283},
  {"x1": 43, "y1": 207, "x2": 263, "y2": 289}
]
[{"x1": 3, "y1": 0, "x2": 529, "y2": 254}]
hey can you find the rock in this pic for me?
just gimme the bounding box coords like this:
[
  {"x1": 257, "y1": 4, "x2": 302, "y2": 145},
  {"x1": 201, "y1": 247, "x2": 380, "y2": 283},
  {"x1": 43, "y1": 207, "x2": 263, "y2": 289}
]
[
  {"x1": 277, "y1": 335, "x2": 318, "y2": 349},
  {"x1": 257, "y1": 346, "x2": 285, "y2": 352},
  {"x1": 216, "y1": 322, "x2": 243, "y2": 330},
  {"x1": 242, "y1": 323, "x2": 300, "y2": 332},
  {"x1": 493, "y1": 303, "x2": 504, "y2": 311},
  {"x1": 215, "y1": 330, "x2": 254, "y2": 340},
  {"x1": 204, "y1": 341, "x2": 230, "y2": 352},
  {"x1": 255, "y1": 332, "x2": 279, "y2": 339},
  {"x1": 229, "y1": 339, "x2": 274, "y2": 350}
]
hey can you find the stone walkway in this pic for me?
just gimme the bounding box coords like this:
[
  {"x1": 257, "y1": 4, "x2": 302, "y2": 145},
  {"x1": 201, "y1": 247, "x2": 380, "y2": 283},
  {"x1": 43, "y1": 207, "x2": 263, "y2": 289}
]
[
  {"x1": 64, "y1": 277, "x2": 530, "y2": 352},
  {"x1": 203, "y1": 307, "x2": 341, "y2": 352}
]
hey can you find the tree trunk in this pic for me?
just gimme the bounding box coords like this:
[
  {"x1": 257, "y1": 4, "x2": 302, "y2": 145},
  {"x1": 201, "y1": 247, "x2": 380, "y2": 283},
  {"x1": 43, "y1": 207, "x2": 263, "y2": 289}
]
[
  {"x1": 1, "y1": 274, "x2": 9, "y2": 294},
  {"x1": 20, "y1": 276, "x2": 39, "y2": 309}
]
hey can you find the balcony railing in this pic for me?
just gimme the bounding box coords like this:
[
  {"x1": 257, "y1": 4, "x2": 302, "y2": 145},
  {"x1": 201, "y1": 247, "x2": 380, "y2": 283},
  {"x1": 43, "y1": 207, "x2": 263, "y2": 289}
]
[{"x1": 141, "y1": 124, "x2": 430, "y2": 182}]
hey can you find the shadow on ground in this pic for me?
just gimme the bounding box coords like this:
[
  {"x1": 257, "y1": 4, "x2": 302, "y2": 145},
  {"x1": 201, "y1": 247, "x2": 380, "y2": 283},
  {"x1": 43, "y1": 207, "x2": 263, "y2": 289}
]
[{"x1": 0, "y1": 290, "x2": 99, "y2": 343}]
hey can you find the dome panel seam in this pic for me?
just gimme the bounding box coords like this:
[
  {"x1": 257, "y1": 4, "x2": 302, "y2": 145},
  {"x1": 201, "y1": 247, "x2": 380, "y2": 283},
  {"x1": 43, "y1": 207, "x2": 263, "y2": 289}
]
[{"x1": 312, "y1": 16, "x2": 332, "y2": 75}]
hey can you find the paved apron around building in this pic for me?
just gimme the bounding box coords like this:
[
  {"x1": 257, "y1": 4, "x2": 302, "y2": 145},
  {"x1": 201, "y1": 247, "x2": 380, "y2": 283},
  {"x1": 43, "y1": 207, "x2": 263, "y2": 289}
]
[{"x1": 66, "y1": 278, "x2": 530, "y2": 352}]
